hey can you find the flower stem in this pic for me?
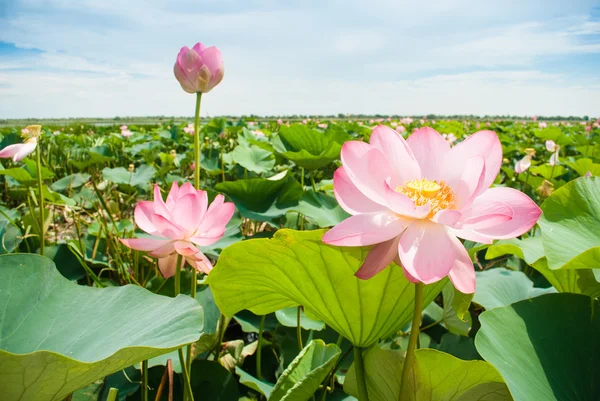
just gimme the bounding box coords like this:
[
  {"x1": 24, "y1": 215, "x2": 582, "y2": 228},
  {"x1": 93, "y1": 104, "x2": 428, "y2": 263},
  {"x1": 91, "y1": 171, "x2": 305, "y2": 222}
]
[
  {"x1": 178, "y1": 347, "x2": 195, "y2": 401},
  {"x1": 141, "y1": 360, "x2": 148, "y2": 401},
  {"x1": 35, "y1": 143, "x2": 45, "y2": 255},
  {"x1": 174, "y1": 256, "x2": 182, "y2": 297},
  {"x1": 257, "y1": 314, "x2": 266, "y2": 380},
  {"x1": 353, "y1": 347, "x2": 369, "y2": 401},
  {"x1": 310, "y1": 171, "x2": 317, "y2": 192},
  {"x1": 398, "y1": 282, "x2": 424, "y2": 400},
  {"x1": 297, "y1": 306, "x2": 303, "y2": 351},
  {"x1": 186, "y1": 269, "x2": 198, "y2": 373},
  {"x1": 194, "y1": 92, "x2": 203, "y2": 190}
]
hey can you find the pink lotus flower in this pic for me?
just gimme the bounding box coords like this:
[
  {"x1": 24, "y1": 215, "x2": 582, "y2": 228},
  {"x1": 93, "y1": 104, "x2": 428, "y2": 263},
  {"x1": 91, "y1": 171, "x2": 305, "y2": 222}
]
[
  {"x1": 120, "y1": 182, "x2": 235, "y2": 278},
  {"x1": 396, "y1": 125, "x2": 406, "y2": 133},
  {"x1": 0, "y1": 125, "x2": 41, "y2": 162},
  {"x1": 515, "y1": 156, "x2": 532, "y2": 174},
  {"x1": 318, "y1": 123, "x2": 328, "y2": 129},
  {"x1": 391, "y1": 122, "x2": 398, "y2": 127},
  {"x1": 174, "y1": 42, "x2": 224, "y2": 94},
  {"x1": 539, "y1": 122, "x2": 548, "y2": 128},
  {"x1": 549, "y1": 152, "x2": 559, "y2": 166},
  {"x1": 400, "y1": 117, "x2": 413, "y2": 125},
  {"x1": 545, "y1": 140, "x2": 557, "y2": 152},
  {"x1": 322, "y1": 126, "x2": 541, "y2": 293},
  {"x1": 532, "y1": 116, "x2": 538, "y2": 121},
  {"x1": 183, "y1": 123, "x2": 195, "y2": 135},
  {"x1": 277, "y1": 119, "x2": 283, "y2": 125}
]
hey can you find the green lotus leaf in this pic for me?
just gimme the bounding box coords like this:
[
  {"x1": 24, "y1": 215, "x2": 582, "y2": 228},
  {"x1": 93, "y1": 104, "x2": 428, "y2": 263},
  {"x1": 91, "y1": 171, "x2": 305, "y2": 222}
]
[
  {"x1": 475, "y1": 293, "x2": 599, "y2": 401},
  {"x1": 206, "y1": 229, "x2": 445, "y2": 347},
  {"x1": 344, "y1": 346, "x2": 510, "y2": 401},
  {"x1": 269, "y1": 340, "x2": 341, "y2": 401},
  {"x1": 537, "y1": 177, "x2": 600, "y2": 270},
  {"x1": 272, "y1": 124, "x2": 349, "y2": 170},
  {"x1": 473, "y1": 267, "x2": 556, "y2": 310},
  {"x1": 0, "y1": 254, "x2": 204, "y2": 401},
  {"x1": 215, "y1": 172, "x2": 303, "y2": 221}
]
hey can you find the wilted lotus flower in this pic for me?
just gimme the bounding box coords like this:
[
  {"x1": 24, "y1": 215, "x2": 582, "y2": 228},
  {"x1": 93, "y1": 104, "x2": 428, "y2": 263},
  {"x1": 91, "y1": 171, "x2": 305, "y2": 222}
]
[
  {"x1": 539, "y1": 122, "x2": 548, "y2": 128},
  {"x1": 0, "y1": 125, "x2": 41, "y2": 162},
  {"x1": 322, "y1": 126, "x2": 541, "y2": 293},
  {"x1": 537, "y1": 180, "x2": 554, "y2": 197},
  {"x1": 357, "y1": 121, "x2": 363, "y2": 126},
  {"x1": 515, "y1": 156, "x2": 532, "y2": 174},
  {"x1": 174, "y1": 42, "x2": 224, "y2": 94},
  {"x1": 120, "y1": 182, "x2": 235, "y2": 277},
  {"x1": 184, "y1": 123, "x2": 195, "y2": 135}
]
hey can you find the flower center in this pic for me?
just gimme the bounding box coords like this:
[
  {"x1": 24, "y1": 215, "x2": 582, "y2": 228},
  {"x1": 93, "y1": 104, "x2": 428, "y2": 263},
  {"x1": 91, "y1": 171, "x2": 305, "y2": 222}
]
[{"x1": 396, "y1": 178, "x2": 455, "y2": 217}]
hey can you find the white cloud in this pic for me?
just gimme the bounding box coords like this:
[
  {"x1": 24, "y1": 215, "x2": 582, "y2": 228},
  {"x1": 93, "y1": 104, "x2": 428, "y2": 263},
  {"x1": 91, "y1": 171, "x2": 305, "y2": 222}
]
[{"x1": 0, "y1": 0, "x2": 599, "y2": 117}]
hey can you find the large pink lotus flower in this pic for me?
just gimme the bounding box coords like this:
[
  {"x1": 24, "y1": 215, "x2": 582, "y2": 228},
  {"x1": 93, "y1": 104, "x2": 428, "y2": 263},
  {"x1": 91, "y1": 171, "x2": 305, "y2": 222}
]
[
  {"x1": 0, "y1": 125, "x2": 41, "y2": 162},
  {"x1": 322, "y1": 126, "x2": 541, "y2": 293},
  {"x1": 174, "y1": 42, "x2": 224, "y2": 94},
  {"x1": 120, "y1": 182, "x2": 235, "y2": 278}
]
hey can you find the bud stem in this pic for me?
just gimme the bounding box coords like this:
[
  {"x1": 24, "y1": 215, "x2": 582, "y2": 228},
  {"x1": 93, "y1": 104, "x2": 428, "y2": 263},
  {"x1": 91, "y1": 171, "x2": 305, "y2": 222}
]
[{"x1": 35, "y1": 142, "x2": 45, "y2": 256}]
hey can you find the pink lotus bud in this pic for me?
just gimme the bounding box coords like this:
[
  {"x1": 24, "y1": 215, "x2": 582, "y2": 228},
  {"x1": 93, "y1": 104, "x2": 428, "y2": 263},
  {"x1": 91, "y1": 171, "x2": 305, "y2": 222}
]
[
  {"x1": 486, "y1": 122, "x2": 491, "y2": 127},
  {"x1": 369, "y1": 119, "x2": 375, "y2": 124},
  {"x1": 538, "y1": 122, "x2": 548, "y2": 128},
  {"x1": 532, "y1": 116, "x2": 538, "y2": 121},
  {"x1": 277, "y1": 119, "x2": 283, "y2": 125},
  {"x1": 174, "y1": 42, "x2": 224, "y2": 94},
  {"x1": 395, "y1": 125, "x2": 406, "y2": 133},
  {"x1": 318, "y1": 123, "x2": 328, "y2": 129},
  {"x1": 585, "y1": 125, "x2": 591, "y2": 132},
  {"x1": 545, "y1": 140, "x2": 557, "y2": 152},
  {"x1": 584, "y1": 171, "x2": 593, "y2": 177}
]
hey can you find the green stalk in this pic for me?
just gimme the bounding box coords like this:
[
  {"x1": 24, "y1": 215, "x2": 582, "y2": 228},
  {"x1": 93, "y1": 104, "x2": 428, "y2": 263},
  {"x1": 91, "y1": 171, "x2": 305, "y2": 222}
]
[
  {"x1": 310, "y1": 171, "x2": 317, "y2": 192},
  {"x1": 193, "y1": 92, "x2": 202, "y2": 189},
  {"x1": 178, "y1": 347, "x2": 195, "y2": 401},
  {"x1": 186, "y1": 269, "x2": 198, "y2": 373},
  {"x1": 35, "y1": 143, "x2": 45, "y2": 255},
  {"x1": 297, "y1": 306, "x2": 303, "y2": 351},
  {"x1": 398, "y1": 282, "x2": 424, "y2": 400},
  {"x1": 301, "y1": 167, "x2": 305, "y2": 188},
  {"x1": 257, "y1": 314, "x2": 266, "y2": 380},
  {"x1": 353, "y1": 347, "x2": 369, "y2": 401},
  {"x1": 141, "y1": 360, "x2": 148, "y2": 401}
]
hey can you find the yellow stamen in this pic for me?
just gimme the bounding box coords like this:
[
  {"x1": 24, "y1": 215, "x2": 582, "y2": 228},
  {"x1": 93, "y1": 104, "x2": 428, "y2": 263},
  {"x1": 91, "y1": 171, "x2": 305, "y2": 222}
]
[{"x1": 396, "y1": 178, "x2": 455, "y2": 218}]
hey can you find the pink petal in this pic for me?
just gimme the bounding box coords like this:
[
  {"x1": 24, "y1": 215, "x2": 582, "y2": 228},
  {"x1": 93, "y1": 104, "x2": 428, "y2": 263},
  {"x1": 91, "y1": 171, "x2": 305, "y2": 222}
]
[
  {"x1": 158, "y1": 253, "x2": 184, "y2": 279},
  {"x1": 171, "y1": 193, "x2": 204, "y2": 235},
  {"x1": 469, "y1": 187, "x2": 541, "y2": 239},
  {"x1": 174, "y1": 240, "x2": 201, "y2": 256},
  {"x1": 340, "y1": 141, "x2": 390, "y2": 207},
  {"x1": 398, "y1": 221, "x2": 457, "y2": 284},
  {"x1": 447, "y1": 241, "x2": 476, "y2": 294},
  {"x1": 447, "y1": 156, "x2": 486, "y2": 209},
  {"x1": 147, "y1": 240, "x2": 177, "y2": 258},
  {"x1": 433, "y1": 209, "x2": 462, "y2": 226},
  {"x1": 186, "y1": 251, "x2": 213, "y2": 275},
  {"x1": 444, "y1": 130, "x2": 502, "y2": 192},
  {"x1": 197, "y1": 46, "x2": 224, "y2": 90},
  {"x1": 369, "y1": 125, "x2": 420, "y2": 186},
  {"x1": 0, "y1": 143, "x2": 24, "y2": 159},
  {"x1": 120, "y1": 237, "x2": 172, "y2": 252},
  {"x1": 178, "y1": 182, "x2": 197, "y2": 198},
  {"x1": 196, "y1": 196, "x2": 235, "y2": 238},
  {"x1": 355, "y1": 237, "x2": 400, "y2": 280},
  {"x1": 134, "y1": 201, "x2": 158, "y2": 234},
  {"x1": 150, "y1": 213, "x2": 184, "y2": 239},
  {"x1": 153, "y1": 185, "x2": 171, "y2": 219},
  {"x1": 165, "y1": 181, "x2": 180, "y2": 208},
  {"x1": 322, "y1": 212, "x2": 407, "y2": 247},
  {"x1": 333, "y1": 167, "x2": 387, "y2": 215},
  {"x1": 406, "y1": 127, "x2": 450, "y2": 181},
  {"x1": 192, "y1": 42, "x2": 206, "y2": 54}
]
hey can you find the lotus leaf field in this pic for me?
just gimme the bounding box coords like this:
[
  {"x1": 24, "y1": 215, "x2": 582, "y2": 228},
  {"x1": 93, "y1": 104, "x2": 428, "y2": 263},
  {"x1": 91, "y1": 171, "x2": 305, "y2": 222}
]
[{"x1": 0, "y1": 116, "x2": 598, "y2": 401}]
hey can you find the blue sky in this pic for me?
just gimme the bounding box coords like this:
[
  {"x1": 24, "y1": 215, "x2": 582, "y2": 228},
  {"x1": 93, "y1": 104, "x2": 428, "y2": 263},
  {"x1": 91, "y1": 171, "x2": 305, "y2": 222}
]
[{"x1": 0, "y1": 0, "x2": 599, "y2": 118}]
